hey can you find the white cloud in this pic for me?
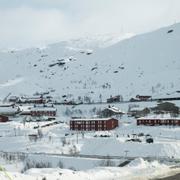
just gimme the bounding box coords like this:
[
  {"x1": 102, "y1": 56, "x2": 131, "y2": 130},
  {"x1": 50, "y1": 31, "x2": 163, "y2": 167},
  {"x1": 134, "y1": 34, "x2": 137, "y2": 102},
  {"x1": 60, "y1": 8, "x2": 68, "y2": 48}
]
[
  {"x1": 0, "y1": 0, "x2": 180, "y2": 49},
  {"x1": 0, "y1": 7, "x2": 68, "y2": 48}
]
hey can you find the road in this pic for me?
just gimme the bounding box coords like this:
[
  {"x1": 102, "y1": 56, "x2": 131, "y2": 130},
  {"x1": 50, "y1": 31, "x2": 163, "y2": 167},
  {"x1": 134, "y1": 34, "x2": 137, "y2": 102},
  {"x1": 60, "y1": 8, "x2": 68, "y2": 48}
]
[
  {"x1": 155, "y1": 173, "x2": 180, "y2": 180},
  {"x1": 53, "y1": 96, "x2": 180, "y2": 106},
  {"x1": 1, "y1": 150, "x2": 180, "y2": 163}
]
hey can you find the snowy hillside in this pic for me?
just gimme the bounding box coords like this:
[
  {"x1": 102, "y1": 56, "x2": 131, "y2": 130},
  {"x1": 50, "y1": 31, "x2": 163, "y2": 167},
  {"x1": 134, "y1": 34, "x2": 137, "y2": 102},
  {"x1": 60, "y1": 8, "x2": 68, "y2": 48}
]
[{"x1": 0, "y1": 23, "x2": 180, "y2": 101}]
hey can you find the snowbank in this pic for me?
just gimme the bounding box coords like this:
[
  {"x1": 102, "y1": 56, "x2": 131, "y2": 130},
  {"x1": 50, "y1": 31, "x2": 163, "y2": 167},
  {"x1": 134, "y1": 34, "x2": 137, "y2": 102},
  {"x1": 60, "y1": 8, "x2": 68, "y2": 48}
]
[{"x1": 0, "y1": 158, "x2": 174, "y2": 180}]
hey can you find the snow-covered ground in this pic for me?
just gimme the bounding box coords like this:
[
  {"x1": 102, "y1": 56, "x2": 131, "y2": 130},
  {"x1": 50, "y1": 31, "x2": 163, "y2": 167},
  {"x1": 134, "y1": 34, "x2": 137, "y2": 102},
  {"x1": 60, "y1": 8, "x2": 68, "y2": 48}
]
[
  {"x1": 0, "y1": 158, "x2": 178, "y2": 180},
  {"x1": 0, "y1": 102, "x2": 179, "y2": 178},
  {"x1": 0, "y1": 101, "x2": 180, "y2": 159},
  {"x1": 1, "y1": 117, "x2": 180, "y2": 159}
]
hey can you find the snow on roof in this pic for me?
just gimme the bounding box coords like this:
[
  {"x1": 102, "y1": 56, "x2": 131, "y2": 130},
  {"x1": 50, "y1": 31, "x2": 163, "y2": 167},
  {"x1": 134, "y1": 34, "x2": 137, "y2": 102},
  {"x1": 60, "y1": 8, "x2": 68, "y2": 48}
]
[
  {"x1": 138, "y1": 114, "x2": 180, "y2": 120},
  {"x1": 0, "y1": 103, "x2": 14, "y2": 107},
  {"x1": 130, "y1": 106, "x2": 144, "y2": 112},
  {"x1": 0, "y1": 106, "x2": 19, "y2": 113},
  {"x1": 30, "y1": 106, "x2": 57, "y2": 111},
  {"x1": 9, "y1": 96, "x2": 18, "y2": 99},
  {"x1": 18, "y1": 105, "x2": 32, "y2": 111},
  {"x1": 71, "y1": 117, "x2": 117, "y2": 121},
  {"x1": 107, "y1": 106, "x2": 125, "y2": 113},
  {"x1": 21, "y1": 96, "x2": 43, "y2": 100}
]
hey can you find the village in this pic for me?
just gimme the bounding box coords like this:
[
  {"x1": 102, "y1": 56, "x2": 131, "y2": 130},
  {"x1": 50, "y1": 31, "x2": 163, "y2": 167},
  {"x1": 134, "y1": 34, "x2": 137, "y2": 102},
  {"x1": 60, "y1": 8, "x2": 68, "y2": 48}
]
[
  {"x1": 1, "y1": 0, "x2": 180, "y2": 179},
  {"x1": 0, "y1": 91, "x2": 180, "y2": 173}
]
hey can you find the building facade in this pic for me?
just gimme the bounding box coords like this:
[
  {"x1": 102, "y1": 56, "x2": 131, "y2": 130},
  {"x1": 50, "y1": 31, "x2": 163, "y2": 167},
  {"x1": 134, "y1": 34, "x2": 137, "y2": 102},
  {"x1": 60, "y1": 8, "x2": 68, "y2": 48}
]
[
  {"x1": 0, "y1": 115, "x2": 9, "y2": 122},
  {"x1": 19, "y1": 97, "x2": 46, "y2": 104},
  {"x1": 107, "y1": 95, "x2": 120, "y2": 103},
  {"x1": 30, "y1": 107, "x2": 57, "y2": 117},
  {"x1": 70, "y1": 118, "x2": 119, "y2": 131},
  {"x1": 136, "y1": 95, "x2": 152, "y2": 101},
  {"x1": 137, "y1": 116, "x2": 180, "y2": 126}
]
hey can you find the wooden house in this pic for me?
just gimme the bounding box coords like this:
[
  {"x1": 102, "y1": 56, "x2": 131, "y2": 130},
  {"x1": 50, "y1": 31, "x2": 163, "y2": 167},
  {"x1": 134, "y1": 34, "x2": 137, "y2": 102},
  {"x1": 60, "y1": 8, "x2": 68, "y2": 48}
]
[
  {"x1": 137, "y1": 114, "x2": 180, "y2": 126},
  {"x1": 136, "y1": 95, "x2": 152, "y2": 101},
  {"x1": 107, "y1": 95, "x2": 121, "y2": 103},
  {"x1": 0, "y1": 115, "x2": 9, "y2": 122},
  {"x1": 30, "y1": 106, "x2": 57, "y2": 117},
  {"x1": 18, "y1": 96, "x2": 46, "y2": 104},
  {"x1": 99, "y1": 106, "x2": 125, "y2": 117}
]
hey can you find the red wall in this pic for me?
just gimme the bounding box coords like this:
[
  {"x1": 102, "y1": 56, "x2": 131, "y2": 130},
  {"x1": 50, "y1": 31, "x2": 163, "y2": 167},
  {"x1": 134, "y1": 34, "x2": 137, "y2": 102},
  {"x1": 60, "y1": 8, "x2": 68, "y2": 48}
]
[
  {"x1": 0, "y1": 115, "x2": 9, "y2": 122},
  {"x1": 137, "y1": 119, "x2": 180, "y2": 126},
  {"x1": 70, "y1": 118, "x2": 119, "y2": 131}
]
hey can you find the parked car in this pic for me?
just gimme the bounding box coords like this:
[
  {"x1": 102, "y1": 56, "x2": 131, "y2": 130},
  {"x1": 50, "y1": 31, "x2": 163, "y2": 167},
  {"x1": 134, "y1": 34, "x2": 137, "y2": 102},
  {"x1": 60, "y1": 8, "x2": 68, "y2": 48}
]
[
  {"x1": 138, "y1": 133, "x2": 144, "y2": 137},
  {"x1": 146, "y1": 138, "x2": 154, "y2": 143}
]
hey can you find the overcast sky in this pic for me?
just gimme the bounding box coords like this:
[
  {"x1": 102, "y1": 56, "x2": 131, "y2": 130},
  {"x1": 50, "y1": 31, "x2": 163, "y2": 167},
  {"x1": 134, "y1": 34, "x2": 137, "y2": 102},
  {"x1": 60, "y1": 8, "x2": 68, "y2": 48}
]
[{"x1": 0, "y1": 0, "x2": 180, "y2": 49}]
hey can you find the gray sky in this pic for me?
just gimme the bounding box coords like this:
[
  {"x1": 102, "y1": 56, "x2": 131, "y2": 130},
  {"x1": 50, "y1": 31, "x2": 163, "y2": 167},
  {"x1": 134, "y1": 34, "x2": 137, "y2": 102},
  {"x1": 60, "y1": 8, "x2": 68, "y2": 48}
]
[{"x1": 0, "y1": 0, "x2": 180, "y2": 49}]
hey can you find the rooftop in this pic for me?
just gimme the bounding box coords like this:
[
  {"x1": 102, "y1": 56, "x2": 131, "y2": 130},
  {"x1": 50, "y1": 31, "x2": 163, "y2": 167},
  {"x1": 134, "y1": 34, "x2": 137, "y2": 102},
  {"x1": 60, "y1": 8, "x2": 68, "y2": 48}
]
[
  {"x1": 71, "y1": 117, "x2": 117, "y2": 121},
  {"x1": 107, "y1": 106, "x2": 125, "y2": 113},
  {"x1": 138, "y1": 114, "x2": 180, "y2": 120},
  {"x1": 30, "y1": 106, "x2": 57, "y2": 111}
]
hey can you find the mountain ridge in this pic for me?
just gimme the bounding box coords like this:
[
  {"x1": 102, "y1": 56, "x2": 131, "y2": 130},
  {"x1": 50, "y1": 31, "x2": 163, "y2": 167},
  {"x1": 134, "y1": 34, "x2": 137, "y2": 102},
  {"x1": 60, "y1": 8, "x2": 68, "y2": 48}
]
[{"x1": 0, "y1": 23, "x2": 180, "y2": 101}]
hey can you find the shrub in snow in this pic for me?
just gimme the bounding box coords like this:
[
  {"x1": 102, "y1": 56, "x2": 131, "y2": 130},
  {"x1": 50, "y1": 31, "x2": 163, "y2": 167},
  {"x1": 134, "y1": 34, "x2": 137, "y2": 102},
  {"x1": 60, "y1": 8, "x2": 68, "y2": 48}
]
[
  {"x1": 57, "y1": 161, "x2": 64, "y2": 169},
  {"x1": 28, "y1": 134, "x2": 38, "y2": 142},
  {"x1": 152, "y1": 102, "x2": 179, "y2": 115},
  {"x1": 69, "y1": 166, "x2": 76, "y2": 171},
  {"x1": 37, "y1": 129, "x2": 43, "y2": 139},
  {"x1": 22, "y1": 161, "x2": 52, "y2": 173},
  {"x1": 83, "y1": 96, "x2": 92, "y2": 103},
  {"x1": 99, "y1": 155, "x2": 115, "y2": 167},
  {"x1": 61, "y1": 137, "x2": 67, "y2": 147},
  {"x1": 69, "y1": 145, "x2": 78, "y2": 155},
  {"x1": 0, "y1": 152, "x2": 23, "y2": 163},
  {"x1": 64, "y1": 108, "x2": 72, "y2": 116}
]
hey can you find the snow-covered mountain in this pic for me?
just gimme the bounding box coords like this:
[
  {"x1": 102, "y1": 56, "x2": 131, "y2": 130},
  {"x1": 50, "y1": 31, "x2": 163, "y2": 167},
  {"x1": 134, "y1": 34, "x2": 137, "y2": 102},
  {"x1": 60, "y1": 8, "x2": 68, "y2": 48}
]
[
  {"x1": 0, "y1": 23, "x2": 180, "y2": 101},
  {"x1": 65, "y1": 32, "x2": 134, "y2": 49}
]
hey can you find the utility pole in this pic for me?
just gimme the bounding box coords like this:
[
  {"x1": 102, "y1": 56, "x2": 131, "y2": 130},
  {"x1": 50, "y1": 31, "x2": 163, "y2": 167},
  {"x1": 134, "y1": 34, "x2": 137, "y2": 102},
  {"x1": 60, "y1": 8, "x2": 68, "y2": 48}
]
[
  {"x1": 76, "y1": 131, "x2": 78, "y2": 144},
  {"x1": 124, "y1": 150, "x2": 129, "y2": 158}
]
